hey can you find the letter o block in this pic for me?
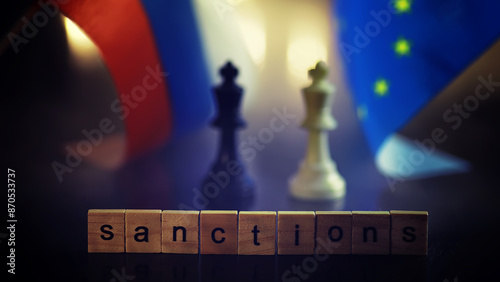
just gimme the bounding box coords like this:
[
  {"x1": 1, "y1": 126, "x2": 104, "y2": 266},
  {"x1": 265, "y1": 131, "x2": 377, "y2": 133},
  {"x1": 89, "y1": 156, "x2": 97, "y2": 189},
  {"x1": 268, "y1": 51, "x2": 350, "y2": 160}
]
[
  {"x1": 315, "y1": 211, "x2": 352, "y2": 254},
  {"x1": 200, "y1": 210, "x2": 237, "y2": 254}
]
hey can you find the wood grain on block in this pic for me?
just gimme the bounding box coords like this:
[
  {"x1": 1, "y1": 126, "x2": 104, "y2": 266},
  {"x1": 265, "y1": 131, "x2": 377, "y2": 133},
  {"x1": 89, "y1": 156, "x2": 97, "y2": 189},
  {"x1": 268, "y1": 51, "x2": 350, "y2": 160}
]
[
  {"x1": 238, "y1": 211, "x2": 276, "y2": 255},
  {"x1": 162, "y1": 210, "x2": 200, "y2": 254},
  {"x1": 200, "y1": 210, "x2": 238, "y2": 254},
  {"x1": 352, "y1": 211, "x2": 390, "y2": 255},
  {"x1": 88, "y1": 209, "x2": 125, "y2": 253},
  {"x1": 390, "y1": 210, "x2": 428, "y2": 255},
  {"x1": 315, "y1": 211, "x2": 352, "y2": 254},
  {"x1": 125, "y1": 210, "x2": 162, "y2": 253},
  {"x1": 277, "y1": 211, "x2": 315, "y2": 255}
]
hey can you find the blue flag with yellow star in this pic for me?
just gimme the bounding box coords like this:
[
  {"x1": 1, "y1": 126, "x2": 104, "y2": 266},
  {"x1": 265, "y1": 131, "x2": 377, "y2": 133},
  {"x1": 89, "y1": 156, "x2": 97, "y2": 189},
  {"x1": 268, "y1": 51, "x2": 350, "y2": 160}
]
[{"x1": 335, "y1": 0, "x2": 500, "y2": 175}]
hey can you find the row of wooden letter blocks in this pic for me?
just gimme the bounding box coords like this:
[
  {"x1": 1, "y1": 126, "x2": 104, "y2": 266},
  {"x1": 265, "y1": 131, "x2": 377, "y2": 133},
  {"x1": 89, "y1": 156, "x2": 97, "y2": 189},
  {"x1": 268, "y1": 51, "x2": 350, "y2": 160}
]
[{"x1": 88, "y1": 210, "x2": 428, "y2": 255}]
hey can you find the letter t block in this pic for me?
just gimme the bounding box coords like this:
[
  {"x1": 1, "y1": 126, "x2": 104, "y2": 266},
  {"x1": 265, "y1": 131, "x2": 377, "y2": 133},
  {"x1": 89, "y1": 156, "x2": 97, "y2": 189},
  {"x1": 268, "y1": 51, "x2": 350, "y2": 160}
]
[{"x1": 238, "y1": 211, "x2": 276, "y2": 255}]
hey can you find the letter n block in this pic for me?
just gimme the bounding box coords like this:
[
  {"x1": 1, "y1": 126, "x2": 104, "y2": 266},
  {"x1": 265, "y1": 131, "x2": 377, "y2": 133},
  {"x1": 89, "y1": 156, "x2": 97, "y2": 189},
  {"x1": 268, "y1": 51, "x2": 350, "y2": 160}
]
[
  {"x1": 390, "y1": 210, "x2": 428, "y2": 255},
  {"x1": 277, "y1": 211, "x2": 315, "y2": 255},
  {"x1": 88, "y1": 209, "x2": 125, "y2": 253},
  {"x1": 238, "y1": 211, "x2": 276, "y2": 255},
  {"x1": 200, "y1": 210, "x2": 237, "y2": 254},
  {"x1": 315, "y1": 211, "x2": 352, "y2": 254},
  {"x1": 162, "y1": 210, "x2": 200, "y2": 254},
  {"x1": 352, "y1": 211, "x2": 390, "y2": 254},
  {"x1": 125, "y1": 210, "x2": 162, "y2": 253}
]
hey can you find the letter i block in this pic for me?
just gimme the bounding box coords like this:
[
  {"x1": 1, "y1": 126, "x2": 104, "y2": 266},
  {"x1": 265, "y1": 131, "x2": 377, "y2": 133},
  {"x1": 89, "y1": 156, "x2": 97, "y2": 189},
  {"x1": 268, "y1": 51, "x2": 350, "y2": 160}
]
[
  {"x1": 200, "y1": 210, "x2": 238, "y2": 254},
  {"x1": 352, "y1": 211, "x2": 390, "y2": 254},
  {"x1": 277, "y1": 211, "x2": 315, "y2": 255},
  {"x1": 162, "y1": 210, "x2": 200, "y2": 254},
  {"x1": 238, "y1": 211, "x2": 276, "y2": 255},
  {"x1": 125, "y1": 210, "x2": 162, "y2": 253},
  {"x1": 88, "y1": 209, "x2": 125, "y2": 253},
  {"x1": 315, "y1": 211, "x2": 352, "y2": 254},
  {"x1": 390, "y1": 210, "x2": 428, "y2": 255}
]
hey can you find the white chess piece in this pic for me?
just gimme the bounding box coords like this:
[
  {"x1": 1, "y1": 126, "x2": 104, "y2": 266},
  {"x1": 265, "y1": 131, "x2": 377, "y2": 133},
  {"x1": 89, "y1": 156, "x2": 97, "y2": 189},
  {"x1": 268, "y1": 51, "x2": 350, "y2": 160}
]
[{"x1": 289, "y1": 61, "x2": 346, "y2": 200}]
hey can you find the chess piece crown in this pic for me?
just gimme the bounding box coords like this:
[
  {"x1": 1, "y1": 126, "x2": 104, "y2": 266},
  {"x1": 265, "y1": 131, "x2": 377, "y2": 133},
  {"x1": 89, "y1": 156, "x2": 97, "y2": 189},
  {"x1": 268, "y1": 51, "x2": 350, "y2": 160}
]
[
  {"x1": 301, "y1": 61, "x2": 337, "y2": 131},
  {"x1": 212, "y1": 61, "x2": 245, "y2": 128}
]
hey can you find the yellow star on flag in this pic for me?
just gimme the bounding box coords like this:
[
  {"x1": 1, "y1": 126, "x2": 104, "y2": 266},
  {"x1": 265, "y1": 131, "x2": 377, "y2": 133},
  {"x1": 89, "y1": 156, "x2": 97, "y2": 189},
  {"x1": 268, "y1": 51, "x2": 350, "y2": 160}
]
[
  {"x1": 394, "y1": 37, "x2": 411, "y2": 56},
  {"x1": 374, "y1": 79, "x2": 389, "y2": 96},
  {"x1": 394, "y1": 0, "x2": 412, "y2": 14}
]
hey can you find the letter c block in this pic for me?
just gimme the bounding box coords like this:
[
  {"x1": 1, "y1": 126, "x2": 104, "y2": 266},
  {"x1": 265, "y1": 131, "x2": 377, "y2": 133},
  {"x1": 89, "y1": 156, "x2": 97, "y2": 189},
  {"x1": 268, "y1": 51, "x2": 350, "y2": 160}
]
[{"x1": 200, "y1": 210, "x2": 237, "y2": 254}]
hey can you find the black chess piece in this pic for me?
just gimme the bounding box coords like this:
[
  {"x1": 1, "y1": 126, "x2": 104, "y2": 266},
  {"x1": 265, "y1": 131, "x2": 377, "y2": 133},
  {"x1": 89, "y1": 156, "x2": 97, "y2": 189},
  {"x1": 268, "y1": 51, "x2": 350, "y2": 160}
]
[{"x1": 201, "y1": 61, "x2": 255, "y2": 209}]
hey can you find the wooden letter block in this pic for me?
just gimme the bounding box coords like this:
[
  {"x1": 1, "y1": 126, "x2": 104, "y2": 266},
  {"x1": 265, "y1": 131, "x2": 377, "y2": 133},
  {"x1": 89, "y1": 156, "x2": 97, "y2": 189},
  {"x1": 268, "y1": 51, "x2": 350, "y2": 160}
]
[
  {"x1": 315, "y1": 211, "x2": 352, "y2": 254},
  {"x1": 277, "y1": 211, "x2": 315, "y2": 255},
  {"x1": 352, "y1": 211, "x2": 390, "y2": 255},
  {"x1": 200, "y1": 210, "x2": 238, "y2": 254},
  {"x1": 390, "y1": 210, "x2": 428, "y2": 255},
  {"x1": 238, "y1": 211, "x2": 276, "y2": 255},
  {"x1": 88, "y1": 209, "x2": 125, "y2": 253},
  {"x1": 125, "y1": 210, "x2": 162, "y2": 253},
  {"x1": 162, "y1": 210, "x2": 200, "y2": 254}
]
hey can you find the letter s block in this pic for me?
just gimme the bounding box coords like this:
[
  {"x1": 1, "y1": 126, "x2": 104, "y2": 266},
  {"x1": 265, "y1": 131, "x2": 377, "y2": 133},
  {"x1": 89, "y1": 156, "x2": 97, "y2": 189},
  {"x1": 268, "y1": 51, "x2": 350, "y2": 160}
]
[
  {"x1": 390, "y1": 210, "x2": 428, "y2": 255},
  {"x1": 200, "y1": 210, "x2": 237, "y2": 254},
  {"x1": 88, "y1": 209, "x2": 125, "y2": 253}
]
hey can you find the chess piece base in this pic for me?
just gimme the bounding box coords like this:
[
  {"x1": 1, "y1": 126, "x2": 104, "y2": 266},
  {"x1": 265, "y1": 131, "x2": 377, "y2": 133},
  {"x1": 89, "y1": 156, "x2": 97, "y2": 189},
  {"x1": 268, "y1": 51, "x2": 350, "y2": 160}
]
[{"x1": 289, "y1": 161, "x2": 346, "y2": 200}]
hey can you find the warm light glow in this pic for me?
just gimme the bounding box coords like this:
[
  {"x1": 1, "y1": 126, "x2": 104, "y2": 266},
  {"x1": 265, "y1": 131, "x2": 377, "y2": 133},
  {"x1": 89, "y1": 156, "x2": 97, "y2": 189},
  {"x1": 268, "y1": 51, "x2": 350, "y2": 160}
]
[
  {"x1": 287, "y1": 37, "x2": 327, "y2": 82},
  {"x1": 237, "y1": 14, "x2": 266, "y2": 66},
  {"x1": 64, "y1": 16, "x2": 95, "y2": 58}
]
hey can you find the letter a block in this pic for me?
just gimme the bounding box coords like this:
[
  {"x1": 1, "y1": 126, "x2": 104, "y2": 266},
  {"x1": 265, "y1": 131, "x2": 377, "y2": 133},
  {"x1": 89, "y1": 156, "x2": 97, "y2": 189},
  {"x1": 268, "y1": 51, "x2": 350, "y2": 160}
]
[
  {"x1": 162, "y1": 210, "x2": 200, "y2": 254},
  {"x1": 278, "y1": 211, "x2": 315, "y2": 255},
  {"x1": 200, "y1": 210, "x2": 237, "y2": 254},
  {"x1": 352, "y1": 211, "x2": 390, "y2": 254},
  {"x1": 125, "y1": 210, "x2": 162, "y2": 253},
  {"x1": 238, "y1": 211, "x2": 276, "y2": 255},
  {"x1": 88, "y1": 209, "x2": 125, "y2": 253},
  {"x1": 390, "y1": 210, "x2": 428, "y2": 255},
  {"x1": 315, "y1": 211, "x2": 352, "y2": 254}
]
